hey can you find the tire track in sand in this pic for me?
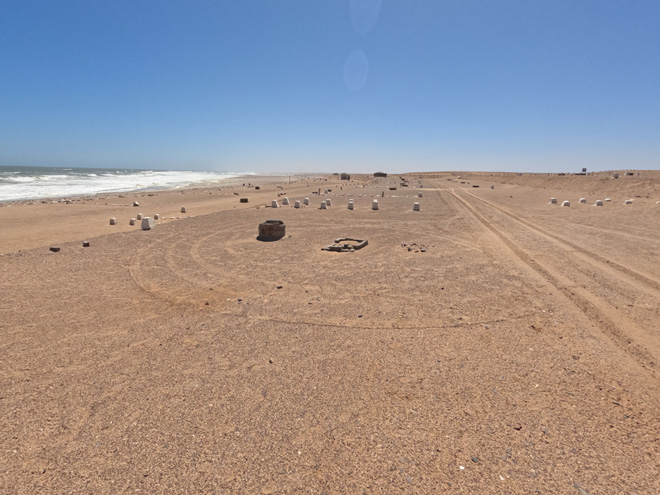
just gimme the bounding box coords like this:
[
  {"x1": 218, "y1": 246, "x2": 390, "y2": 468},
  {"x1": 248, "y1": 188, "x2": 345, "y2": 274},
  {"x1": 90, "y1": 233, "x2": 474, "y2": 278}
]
[{"x1": 436, "y1": 184, "x2": 660, "y2": 375}]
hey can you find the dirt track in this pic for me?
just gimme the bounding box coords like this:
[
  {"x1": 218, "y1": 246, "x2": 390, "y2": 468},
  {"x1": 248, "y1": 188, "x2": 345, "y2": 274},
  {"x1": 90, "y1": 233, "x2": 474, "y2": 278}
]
[{"x1": 1, "y1": 172, "x2": 659, "y2": 493}]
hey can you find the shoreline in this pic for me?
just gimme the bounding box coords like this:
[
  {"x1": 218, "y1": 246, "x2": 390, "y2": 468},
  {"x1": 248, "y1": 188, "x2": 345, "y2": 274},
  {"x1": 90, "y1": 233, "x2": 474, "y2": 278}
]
[{"x1": 0, "y1": 173, "x2": 333, "y2": 254}]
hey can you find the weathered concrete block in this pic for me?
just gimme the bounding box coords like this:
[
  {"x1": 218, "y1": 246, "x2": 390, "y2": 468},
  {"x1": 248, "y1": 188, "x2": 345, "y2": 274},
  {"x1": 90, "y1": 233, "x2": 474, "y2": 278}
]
[
  {"x1": 624, "y1": 199, "x2": 633, "y2": 204},
  {"x1": 550, "y1": 198, "x2": 557, "y2": 204},
  {"x1": 303, "y1": 197, "x2": 310, "y2": 205},
  {"x1": 348, "y1": 200, "x2": 354, "y2": 210},
  {"x1": 320, "y1": 201, "x2": 327, "y2": 209},
  {"x1": 271, "y1": 200, "x2": 279, "y2": 208},
  {"x1": 579, "y1": 198, "x2": 586, "y2": 203},
  {"x1": 141, "y1": 217, "x2": 155, "y2": 230},
  {"x1": 595, "y1": 200, "x2": 604, "y2": 206},
  {"x1": 562, "y1": 200, "x2": 571, "y2": 207},
  {"x1": 413, "y1": 202, "x2": 420, "y2": 211},
  {"x1": 129, "y1": 218, "x2": 136, "y2": 225},
  {"x1": 372, "y1": 199, "x2": 379, "y2": 210},
  {"x1": 258, "y1": 220, "x2": 285, "y2": 241},
  {"x1": 137, "y1": 213, "x2": 143, "y2": 220},
  {"x1": 418, "y1": 192, "x2": 423, "y2": 197},
  {"x1": 181, "y1": 206, "x2": 186, "y2": 213},
  {"x1": 294, "y1": 200, "x2": 301, "y2": 208},
  {"x1": 282, "y1": 197, "x2": 289, "y2": 205},
  {"x1": 325, "y1": 199, "x2": 332, "y2": 206},
  {"x1": 109, "y1": 218, "x2": 117, "y2": 225},
  {"x1": 154, "y1": 213, "x2": 160, "y2": 220}
]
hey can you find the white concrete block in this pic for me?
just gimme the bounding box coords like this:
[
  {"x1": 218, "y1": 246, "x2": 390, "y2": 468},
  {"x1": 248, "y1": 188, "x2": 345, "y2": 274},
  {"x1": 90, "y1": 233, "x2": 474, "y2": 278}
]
[
  {"x1": 348, "y1": 200, "x2": 354, "y2": 210},
  {"x1": 562, "y1": 200, "x2": 570, "y2": 207},
  {"x1": 325, "y1": 199, "x2": 332, "y2": 206},
  {"x1": 413, "y1": 202, "x2": 420, "y2": 211},
  {"x1": 303, "y1": 197, "x2": 310, "y2": 205},
  {"x1": 605, "y1": 198, "x2": 612, "y2": 202},
  {"x1": 579, "y1": 198, "x2": 586, "y2": 203},
  {"x1": 141, "y1": 217, "x2": 155, "y2": 230},
  {"x1": 109, "y1": 218, "x2": 117, "y2": 225},
  {"x1": 294, "y1": 200, "x2": 301, "y2": 208},
  {"x1": 271, "y1": 200, "x2": 279, "y2": 208},
  {"x1": 550, "y1": 198, "x2": 557, "y2": 204},
  {"x1": 154, "y1": 213, "x2": 160, "y2": 220},
  {"x1": 181, "y1": 206, "x2": 186, "y2": 213},
  {"x1": 129, "y1": 218, "x2": 136, "y2": 225},
  {"x1": 595, "y1": 200, "x2": 604, "y2": 206},
  {"x1": 320, "y1": 201, "x2": 327, "y2": 209},
  {"x1": 372, "y1": 199, "x2": 379, "y2": 210},
  {"x1": 282, "y1": 197, "x2": 289, "y2": 205},
  {"x1": 137, "y1": 213, "x2": 143, "y2": 220},
  {"x1": 624, "y1": 199, "x2": 633, "y2": 204}
]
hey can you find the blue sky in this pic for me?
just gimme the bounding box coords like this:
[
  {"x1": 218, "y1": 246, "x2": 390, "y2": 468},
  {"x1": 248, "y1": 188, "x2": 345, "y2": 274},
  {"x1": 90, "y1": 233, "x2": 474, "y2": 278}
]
[{"x1": 1, "y1": 0, "x2": 659, "y2": 173}]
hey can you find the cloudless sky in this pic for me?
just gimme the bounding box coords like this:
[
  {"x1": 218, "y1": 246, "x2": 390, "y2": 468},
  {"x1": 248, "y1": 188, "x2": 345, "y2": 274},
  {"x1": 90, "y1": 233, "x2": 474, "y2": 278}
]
[{"x1": 1, "y1": 0, "x2": 659, "y2": 173}]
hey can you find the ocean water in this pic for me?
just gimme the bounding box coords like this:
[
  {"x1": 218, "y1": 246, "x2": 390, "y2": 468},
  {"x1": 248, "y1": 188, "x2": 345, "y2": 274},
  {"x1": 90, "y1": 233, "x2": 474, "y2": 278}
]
[{"x1": 0, "y1": 166, "x2": 249, "y2": 201}]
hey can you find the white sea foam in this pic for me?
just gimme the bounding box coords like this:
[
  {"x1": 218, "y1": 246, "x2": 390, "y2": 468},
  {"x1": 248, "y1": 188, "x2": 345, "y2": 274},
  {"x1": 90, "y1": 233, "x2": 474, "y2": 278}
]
[{"x1": 0, "y1": 167, "x2": 250, "y2": 201}]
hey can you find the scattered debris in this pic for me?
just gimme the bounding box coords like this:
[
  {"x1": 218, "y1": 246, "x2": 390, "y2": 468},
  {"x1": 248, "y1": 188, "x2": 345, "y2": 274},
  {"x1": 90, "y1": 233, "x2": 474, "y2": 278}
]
[{"x1": 322, "y1": 238, "x2": 368, "y2": 252}]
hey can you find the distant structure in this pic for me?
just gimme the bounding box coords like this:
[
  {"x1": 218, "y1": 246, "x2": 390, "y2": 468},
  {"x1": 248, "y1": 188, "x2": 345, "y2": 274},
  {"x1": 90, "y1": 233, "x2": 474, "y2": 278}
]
[
  {"x1": 340, "y1": 173, "x2": 351, "y2": 180},
  {"x1": 374, "y1": 172, "x2": 387, "y2": 178}
]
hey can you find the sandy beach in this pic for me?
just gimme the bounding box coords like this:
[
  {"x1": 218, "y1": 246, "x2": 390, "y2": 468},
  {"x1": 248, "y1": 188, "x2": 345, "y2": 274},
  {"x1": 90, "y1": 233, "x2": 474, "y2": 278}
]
[{"x1": 1, "y1": 170, "x2": 660, "y2": 494}]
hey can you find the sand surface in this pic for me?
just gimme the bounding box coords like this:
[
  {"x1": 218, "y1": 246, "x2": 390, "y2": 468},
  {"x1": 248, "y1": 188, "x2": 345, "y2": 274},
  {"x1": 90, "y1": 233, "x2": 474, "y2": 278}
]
[{"x1": 1, "y1": 171, "x2": 659, "y2": 493}]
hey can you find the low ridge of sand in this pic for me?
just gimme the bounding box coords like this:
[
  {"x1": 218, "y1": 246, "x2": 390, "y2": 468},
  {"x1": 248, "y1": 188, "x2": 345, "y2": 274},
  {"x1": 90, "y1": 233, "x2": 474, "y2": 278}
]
[{"x1": 1, "y1": 171, "x2": 660, "y2": 494}]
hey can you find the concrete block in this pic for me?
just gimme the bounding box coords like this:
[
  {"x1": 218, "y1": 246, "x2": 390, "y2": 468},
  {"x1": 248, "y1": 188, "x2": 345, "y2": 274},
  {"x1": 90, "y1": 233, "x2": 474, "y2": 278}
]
[{"x1": 141, "y1": 217, "x2": 155, "y2": 230}]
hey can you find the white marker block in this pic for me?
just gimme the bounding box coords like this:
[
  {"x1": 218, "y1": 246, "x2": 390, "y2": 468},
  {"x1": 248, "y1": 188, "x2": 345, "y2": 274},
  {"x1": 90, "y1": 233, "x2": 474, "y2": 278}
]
[
  {"x1": 372, "y1": 199, "x2": 379, "y2": 210},
  {"x1": 109, "y1": 218, "x2": 117, "y2": 225},
  {"x1": 181, "y1": 206, "x2": 186, "y2": 213},
  {"x1": 605, "y1": 198, "x2": 612, "y2": 202},
  {"x1": 325, "y1": 199, "x2": 332, "y2": 206},
  {"x1": 413, "y1": 202, "x2": 420, "y2": 211},
  {"x1": 137, "y1": 213, "x2": 143, "y2": 220},
  {"x1": 294, "y1": 200, "x2": 301, "y2": 208},
  {"x1": 595, "y1": 200, "x2": 604, "y2": 206},
  {"x1": 303, "y1": 197, "x2": 310, "y2": 205},
  {"x1": 550, "y1": 198, "x2": 558, "y2": 204},
  {"x1": 418, "y1": 192, "x2": 423, "y2": 198},
  {"x1": 271, "y1": 200, "x2": 279, "y2": 208},
  {"x1": 562, "y1": 200, "x2": 570, "y2": 207},
  {"x1": 320, "y1": 201, "x2": 327, "y2": 209},
  {"x1": 129, "y1": 218, "x2": 136, "y2": 225},
  {"x1": 154, "y1": 213, "x2": 160, "y2": 220},
  {"x1": 348, "y1": 200, "x2": 354, "y2": 210},
  {"x1": 141, "y1": 217, "x2": 155, "y2": 230},
  {"x1": 579, "y1": 198, "x2": 586, "y2": 203},
  {"x1": 624, "y1": 199, "x2": 633, "y2": 204},
  {"x1": 282, "y1": 197, "x2": 289, "y2": 205}
]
